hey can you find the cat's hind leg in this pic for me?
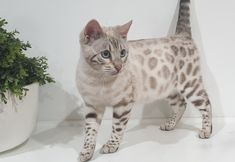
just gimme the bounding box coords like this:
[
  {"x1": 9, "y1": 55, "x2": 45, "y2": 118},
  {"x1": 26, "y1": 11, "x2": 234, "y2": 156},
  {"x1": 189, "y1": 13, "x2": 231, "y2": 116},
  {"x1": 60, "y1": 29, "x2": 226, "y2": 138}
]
[
  {"x1": 180, "y1": 80, "x2": 212, "y2": 139},
  {"x1": 160, "y1": 91, "x2": 187, "y2": 131}
]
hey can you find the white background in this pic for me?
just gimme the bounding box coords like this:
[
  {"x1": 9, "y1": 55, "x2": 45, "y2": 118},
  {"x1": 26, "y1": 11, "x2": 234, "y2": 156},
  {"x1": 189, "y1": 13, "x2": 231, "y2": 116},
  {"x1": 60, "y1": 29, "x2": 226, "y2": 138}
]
[{"x1": 0, "y1": 0, "x2": 235, "y2": 122}]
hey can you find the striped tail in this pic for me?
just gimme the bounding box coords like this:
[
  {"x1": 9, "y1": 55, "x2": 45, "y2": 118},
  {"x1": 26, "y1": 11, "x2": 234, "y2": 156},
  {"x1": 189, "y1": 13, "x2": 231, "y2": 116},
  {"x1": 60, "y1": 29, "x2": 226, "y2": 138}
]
[{"x1": 176, "y1": 0, "x2": 191, "y2": 38}]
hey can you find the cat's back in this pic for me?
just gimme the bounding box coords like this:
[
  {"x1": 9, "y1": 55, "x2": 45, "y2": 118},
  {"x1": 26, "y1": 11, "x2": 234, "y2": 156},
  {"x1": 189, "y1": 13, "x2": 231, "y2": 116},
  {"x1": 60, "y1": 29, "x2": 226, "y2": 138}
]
[
  {"x1": 127, "y1": 35, "x2": 198, "y2": 69},
  {"x1": 128, "y1": 36, "x2": 196, "y2": 56}
]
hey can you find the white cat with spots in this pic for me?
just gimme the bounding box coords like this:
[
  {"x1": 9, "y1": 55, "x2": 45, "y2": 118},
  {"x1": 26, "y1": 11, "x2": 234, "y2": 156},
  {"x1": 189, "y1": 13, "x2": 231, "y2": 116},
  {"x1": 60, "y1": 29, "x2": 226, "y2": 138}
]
[{"x1": 76, "y1": 0, "x2": 212, "y2": 161}]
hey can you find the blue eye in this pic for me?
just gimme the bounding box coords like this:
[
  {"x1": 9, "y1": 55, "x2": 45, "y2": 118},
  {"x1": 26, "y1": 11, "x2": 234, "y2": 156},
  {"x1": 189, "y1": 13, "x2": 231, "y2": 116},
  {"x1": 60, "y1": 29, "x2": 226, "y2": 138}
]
[
  {"x1": 101, "y1": 50, "x2": 111, "y2": 58},
  {"x1": 120, "y1": 49, "x2": 126, "y2": 58}
]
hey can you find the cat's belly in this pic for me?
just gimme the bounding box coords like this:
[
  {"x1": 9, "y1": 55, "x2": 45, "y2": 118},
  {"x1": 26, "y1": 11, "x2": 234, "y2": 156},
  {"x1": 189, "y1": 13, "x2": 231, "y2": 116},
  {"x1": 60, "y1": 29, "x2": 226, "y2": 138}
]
[{"x1": 134, "y1": 79, "x2": 175, "y2": 104}]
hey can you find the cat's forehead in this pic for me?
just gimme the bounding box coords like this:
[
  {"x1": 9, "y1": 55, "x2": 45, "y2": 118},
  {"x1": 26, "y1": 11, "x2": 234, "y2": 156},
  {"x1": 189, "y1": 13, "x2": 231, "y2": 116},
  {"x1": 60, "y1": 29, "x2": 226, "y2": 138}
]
[
  {"x1": 92, "y1": 36, "x2": 126, "y2": 52},
  {"x1": 90, "y1": 26, "x2": 127, "y2": 51},
  {"x1": 107, "y1": 37, "x2": 124, "y2": 49},
  {"x1": 102, "y1": 27, "x2": 118, "y2": 37}
]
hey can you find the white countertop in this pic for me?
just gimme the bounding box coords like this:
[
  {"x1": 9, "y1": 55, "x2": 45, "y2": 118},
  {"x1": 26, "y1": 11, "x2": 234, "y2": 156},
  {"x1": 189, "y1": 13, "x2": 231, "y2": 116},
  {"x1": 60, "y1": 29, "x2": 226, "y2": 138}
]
[{"x1": 0, "y1": 118, "x2": 234, "y2": 162}]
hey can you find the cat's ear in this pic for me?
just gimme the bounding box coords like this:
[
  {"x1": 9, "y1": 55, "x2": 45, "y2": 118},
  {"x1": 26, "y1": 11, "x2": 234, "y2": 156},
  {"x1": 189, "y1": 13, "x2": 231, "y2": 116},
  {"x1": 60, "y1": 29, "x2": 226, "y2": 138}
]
[
  {"x1": 84, "y1": 19, "x2": 103, "y2": 43},
  {"x1": 117, "y1": 20, "x2": 132, "y2": 39}
]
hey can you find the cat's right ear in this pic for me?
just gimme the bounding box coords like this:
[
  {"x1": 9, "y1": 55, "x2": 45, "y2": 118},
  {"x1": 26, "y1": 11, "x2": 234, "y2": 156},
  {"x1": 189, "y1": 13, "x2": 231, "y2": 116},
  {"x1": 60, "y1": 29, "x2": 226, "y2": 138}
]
[{"x1": 84, "y1": 19, "x2": 103, "y2": 44}]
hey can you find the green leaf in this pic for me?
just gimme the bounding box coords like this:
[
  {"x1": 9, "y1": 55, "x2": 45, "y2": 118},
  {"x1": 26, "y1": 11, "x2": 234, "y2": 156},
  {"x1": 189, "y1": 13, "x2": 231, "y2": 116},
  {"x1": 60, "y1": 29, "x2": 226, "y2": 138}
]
[{"x1": 0, "y1": 17, "x2": 55, "y2": 103}]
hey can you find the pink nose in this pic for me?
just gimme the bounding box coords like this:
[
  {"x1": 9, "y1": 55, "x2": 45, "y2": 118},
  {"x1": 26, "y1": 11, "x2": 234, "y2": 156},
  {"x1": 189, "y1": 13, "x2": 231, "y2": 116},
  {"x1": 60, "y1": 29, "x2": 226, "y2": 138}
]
[{"x1": 115, "y1": 64, "x2": 122, "y2": 72}]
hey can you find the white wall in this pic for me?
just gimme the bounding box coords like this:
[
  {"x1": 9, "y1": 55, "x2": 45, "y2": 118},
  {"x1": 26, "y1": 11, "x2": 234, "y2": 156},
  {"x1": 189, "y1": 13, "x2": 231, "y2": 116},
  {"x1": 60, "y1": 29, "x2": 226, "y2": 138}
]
[{"x1": 0, "y1": 0, "x2": 234, "y2": 121}]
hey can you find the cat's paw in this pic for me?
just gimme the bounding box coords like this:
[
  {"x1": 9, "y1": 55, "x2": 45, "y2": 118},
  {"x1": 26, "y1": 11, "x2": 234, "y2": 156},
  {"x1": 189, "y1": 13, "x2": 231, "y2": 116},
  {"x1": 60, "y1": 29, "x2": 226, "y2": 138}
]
[
  {"x1": 79, "y1": 148, "x2": 94, "y2": 162},
  {"x1": 199, "y1": 126, "x2": 212, "y2": 139},
  {"x1": 160, "y1": 119, "x2": 176, "y2": 131},
  {"x1": 100, "y1": 142, "x2": 119, "y2": 154}
]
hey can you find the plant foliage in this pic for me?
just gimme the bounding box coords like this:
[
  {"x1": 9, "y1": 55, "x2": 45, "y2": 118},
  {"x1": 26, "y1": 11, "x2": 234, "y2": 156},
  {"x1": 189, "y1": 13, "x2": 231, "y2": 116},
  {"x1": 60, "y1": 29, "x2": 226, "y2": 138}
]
[{"x1": 0, "y1": 18, "x2": 54, "y2": 103}]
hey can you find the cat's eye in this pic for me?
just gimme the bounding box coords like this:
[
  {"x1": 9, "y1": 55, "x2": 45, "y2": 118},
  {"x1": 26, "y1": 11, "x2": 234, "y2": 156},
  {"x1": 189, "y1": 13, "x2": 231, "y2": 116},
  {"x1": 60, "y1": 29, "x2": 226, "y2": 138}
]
[
  {"x1": 101, "y1": 50, "x2": 111, "y2": 59},
  {"x1": 120, "y1": 49, "x2": 127, "y2": 58}
]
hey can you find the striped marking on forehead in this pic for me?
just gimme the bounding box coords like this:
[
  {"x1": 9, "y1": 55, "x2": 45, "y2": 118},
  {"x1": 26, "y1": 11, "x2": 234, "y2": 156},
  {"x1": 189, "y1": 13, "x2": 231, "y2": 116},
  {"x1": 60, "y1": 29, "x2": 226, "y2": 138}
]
[{"x1": 108, "y1": 37, "x2": 124, "y2": 51}]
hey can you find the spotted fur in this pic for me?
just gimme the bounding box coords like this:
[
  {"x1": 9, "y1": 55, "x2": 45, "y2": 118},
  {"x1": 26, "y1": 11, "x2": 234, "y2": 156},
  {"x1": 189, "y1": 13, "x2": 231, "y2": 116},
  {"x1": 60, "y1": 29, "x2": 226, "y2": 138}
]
[{"x1": 77, "y1": 0, "x2": 212, "y2": 161}]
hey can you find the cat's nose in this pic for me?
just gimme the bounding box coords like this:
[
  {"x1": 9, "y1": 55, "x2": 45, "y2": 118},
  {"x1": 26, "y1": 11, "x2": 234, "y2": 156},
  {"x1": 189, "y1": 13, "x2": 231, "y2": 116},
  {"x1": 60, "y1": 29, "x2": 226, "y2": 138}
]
[{"x1": 114, "y1": 64, "x2": 122, "y2": 72}]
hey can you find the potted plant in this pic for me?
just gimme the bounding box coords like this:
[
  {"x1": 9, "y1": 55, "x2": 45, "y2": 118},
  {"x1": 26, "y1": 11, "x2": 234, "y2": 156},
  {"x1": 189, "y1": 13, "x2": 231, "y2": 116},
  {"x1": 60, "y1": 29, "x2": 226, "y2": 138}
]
[{"x1": 0, "y1": 18, "x2": 54, "y2": 152}]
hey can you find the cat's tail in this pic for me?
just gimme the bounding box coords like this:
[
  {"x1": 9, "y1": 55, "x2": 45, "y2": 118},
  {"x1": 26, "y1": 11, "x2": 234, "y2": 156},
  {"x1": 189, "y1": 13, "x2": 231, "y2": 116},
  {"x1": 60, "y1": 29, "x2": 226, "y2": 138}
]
[{"x1": 175, "y1": 0, "x2": 191, "y2": 38}]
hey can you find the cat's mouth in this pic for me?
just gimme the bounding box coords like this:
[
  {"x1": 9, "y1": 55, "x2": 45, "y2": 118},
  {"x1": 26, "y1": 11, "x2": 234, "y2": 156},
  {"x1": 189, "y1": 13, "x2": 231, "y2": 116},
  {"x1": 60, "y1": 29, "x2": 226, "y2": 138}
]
[
  {"x1": 110, "y1": 69, "x2": 123, "y2": 76},
  {"x1": 107, "y1": 65, "x2": 124, "y2": 76}
]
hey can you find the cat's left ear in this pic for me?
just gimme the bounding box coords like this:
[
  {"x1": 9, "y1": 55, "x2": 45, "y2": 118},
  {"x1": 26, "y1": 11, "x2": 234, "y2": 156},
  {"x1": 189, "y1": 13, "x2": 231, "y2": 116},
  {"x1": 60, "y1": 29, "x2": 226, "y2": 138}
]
[{"x1": 117, "y1": 20, "x2": 132, "y2": 39}]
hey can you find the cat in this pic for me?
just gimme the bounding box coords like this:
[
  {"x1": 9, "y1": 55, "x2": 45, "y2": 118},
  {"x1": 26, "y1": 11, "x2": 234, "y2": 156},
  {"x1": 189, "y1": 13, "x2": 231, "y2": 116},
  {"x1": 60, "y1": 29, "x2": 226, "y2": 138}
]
[{"x1": 76, "y1": 0, "x2": 212, "y2": 161}]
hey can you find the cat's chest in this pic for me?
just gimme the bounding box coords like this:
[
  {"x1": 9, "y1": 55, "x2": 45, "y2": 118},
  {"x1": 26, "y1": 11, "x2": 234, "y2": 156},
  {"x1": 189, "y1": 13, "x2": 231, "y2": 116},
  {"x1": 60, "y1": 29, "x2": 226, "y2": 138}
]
[{"x1": 77, "y1": 73, "x2": 132, "y2": 106}]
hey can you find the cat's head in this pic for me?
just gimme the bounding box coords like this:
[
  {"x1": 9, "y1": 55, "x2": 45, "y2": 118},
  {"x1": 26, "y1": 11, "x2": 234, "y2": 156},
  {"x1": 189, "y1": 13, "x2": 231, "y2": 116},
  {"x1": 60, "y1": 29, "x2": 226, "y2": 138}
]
[{"x1": 79, "y1": 19, "x2": 132, "y2": 76}]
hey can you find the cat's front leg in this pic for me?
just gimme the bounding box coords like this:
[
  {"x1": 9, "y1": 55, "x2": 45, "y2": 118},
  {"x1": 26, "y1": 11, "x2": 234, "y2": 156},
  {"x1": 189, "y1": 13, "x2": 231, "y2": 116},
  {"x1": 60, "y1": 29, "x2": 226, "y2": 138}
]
[
  {"x1": 80, "y1": 103, "x2": 105, "y2": 162},
  {"x1": 100, "y1": 101, "x2": 133, "y2": 154}
]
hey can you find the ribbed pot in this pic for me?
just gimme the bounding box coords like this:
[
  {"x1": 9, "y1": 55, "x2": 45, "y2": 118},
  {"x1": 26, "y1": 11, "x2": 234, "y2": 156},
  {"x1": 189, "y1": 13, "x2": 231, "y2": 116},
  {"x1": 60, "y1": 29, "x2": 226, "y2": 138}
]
[{"x1": 0, "y1": 83, "x2": 39, "y2": 152}]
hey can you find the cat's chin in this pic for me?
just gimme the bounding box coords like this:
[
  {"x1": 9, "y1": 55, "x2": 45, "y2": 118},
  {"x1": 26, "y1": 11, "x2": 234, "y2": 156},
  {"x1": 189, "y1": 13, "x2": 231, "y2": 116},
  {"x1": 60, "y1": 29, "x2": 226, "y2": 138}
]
[
  {"x1": 111, "y1": 71, "x2": 119, "y2": 76},
  {"x1": 104, "y1": 71, "x2": 120, "y2": 77}
]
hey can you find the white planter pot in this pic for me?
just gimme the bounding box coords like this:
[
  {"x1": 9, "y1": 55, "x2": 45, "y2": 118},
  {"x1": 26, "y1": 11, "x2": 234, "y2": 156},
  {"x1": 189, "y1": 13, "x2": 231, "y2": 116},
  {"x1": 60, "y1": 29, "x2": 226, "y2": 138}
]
[{"x1": 0, "y1": 83, "x2": 39, "y2": 152}]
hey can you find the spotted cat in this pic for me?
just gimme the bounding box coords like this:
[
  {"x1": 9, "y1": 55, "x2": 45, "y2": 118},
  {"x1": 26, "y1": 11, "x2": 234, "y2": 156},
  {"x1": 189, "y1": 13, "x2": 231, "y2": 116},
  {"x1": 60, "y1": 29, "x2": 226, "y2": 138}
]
[{"x1": 76, "y1": 0, "x2": 212, "y2": 161}]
